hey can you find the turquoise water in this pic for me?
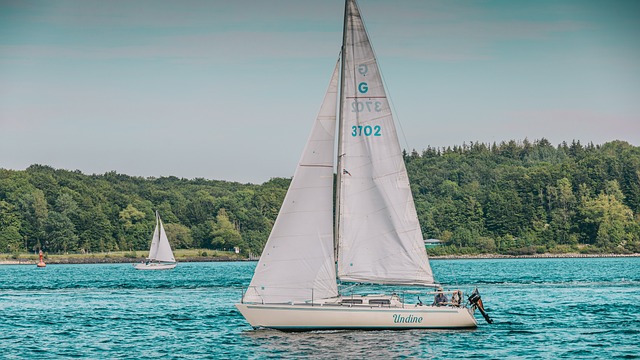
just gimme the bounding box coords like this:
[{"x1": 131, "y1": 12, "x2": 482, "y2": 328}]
[{"x1": 1, "y1": 258, "x2": 638, "y2": 359}]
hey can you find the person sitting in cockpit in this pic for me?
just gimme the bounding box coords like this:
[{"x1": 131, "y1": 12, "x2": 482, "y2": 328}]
[
  {"x1": 433, "y1": 288, "x2": 448, "y2": 306},
  {"x1": 451, "y1": 290, "x2": 462, "y2": 306}
]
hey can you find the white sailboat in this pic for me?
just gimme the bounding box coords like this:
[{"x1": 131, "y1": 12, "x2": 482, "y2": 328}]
[
  {"x1": 236, "y1": 0, "x2": 490, "y2": 330},
  {"x1": 134, "y1": 211, "x2": 177, "y2": 270}
]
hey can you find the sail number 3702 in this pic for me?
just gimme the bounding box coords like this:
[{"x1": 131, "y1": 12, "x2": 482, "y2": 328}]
[{"x1": 352, "y1": 125, "x2": 381, "y2": 137}]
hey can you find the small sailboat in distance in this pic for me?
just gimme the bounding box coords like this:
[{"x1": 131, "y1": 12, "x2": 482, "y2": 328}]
[
  {"x1": 134, "y1": 211, "x2": 177, "y2": 270},
  {"x1": 236, "y1": 0, "x2": 491, "y2": 330}
]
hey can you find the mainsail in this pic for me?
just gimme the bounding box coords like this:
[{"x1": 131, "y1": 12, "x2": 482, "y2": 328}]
[
  {"x1": 335, "y1": 0, "x2": 435, "y2": 286},
  {"x1": 243, "y1": 62, "x2": 341, "y2": 304}
]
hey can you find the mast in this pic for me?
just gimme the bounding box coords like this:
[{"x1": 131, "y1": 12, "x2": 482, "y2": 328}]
[
  {"x1": 156, "y1": 210, "x2": 162, "y2": 247},
  {"x1": 334, "y1": 0, "x2": 349, "y2": 263}
]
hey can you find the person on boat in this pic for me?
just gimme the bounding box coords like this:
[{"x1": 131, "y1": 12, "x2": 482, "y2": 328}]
[
  {"x1": 433, "y1": 288, "x2": 448, "y2": 306},
  {"x1": 451, "y1": 290, "x2": 462, "y2": 306}
]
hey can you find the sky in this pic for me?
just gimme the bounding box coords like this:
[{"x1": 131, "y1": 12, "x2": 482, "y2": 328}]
[{"x1": 1, "y1": 0, "x2": 639, "y2": 184}]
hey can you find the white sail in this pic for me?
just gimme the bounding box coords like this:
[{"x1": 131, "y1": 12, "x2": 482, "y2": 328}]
[
  {"x1": 336, "y1": 0, "x2": 435, "y2": 286},
  {"x1": 243, "y1": 62, "x2": 340, "y2": 304},
  {"x1": 155, "y1": 216, "x2": 175, "y2": 263},
  {"x1": 150, "y1": 211, "x2": 175, "y2": 263},
  {"x1": 148, "y1": 216, "x2": 161, "y2": 260}
]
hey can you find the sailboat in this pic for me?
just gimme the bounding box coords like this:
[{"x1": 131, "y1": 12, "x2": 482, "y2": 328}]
[
  {"x1": 236, "y1": 0, "x2": 490, "y2": 330},
  {"x1": 134, "y1": 211, "x2": 177, "y2": 270}
]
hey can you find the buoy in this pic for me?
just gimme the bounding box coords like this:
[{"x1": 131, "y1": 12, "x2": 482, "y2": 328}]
[{"x1": 36, "y1": 250, "x2": 46, "y2": 268}]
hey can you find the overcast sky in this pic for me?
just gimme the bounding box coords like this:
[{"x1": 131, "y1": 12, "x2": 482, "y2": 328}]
[{"x1": 1, "y1": 0, "x2": 639, "y2": 184}]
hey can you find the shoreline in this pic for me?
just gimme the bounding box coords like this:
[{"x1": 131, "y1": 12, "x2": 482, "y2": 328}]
[
  {"x1": 0, "y1": 256, "x2": 248, "y2": 265},
  {"x1": 1, "y1": 252, "x2": 638, "y2": 265},
  {"x1": 429, "y1": 253, "x2": 640, "y2": 260}
]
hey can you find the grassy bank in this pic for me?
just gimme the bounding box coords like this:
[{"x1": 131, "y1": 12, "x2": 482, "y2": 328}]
[
  {"x1": 429, "y1": 253, "x2": 640, "y2": 260},
  {"x1": 2, "y1": 250, "x2": 638, "y2": 265},
  {"x1": 0, "y1": 249, "x2": 246, "y2": 265}
]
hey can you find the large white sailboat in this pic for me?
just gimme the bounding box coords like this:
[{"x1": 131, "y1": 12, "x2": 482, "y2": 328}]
[
  {"x1": 236, "y1": 0, "x2": 490, "y2": 330},
  {"x1": 134, "y1": 211, "x2": 177, "y2": 270}
]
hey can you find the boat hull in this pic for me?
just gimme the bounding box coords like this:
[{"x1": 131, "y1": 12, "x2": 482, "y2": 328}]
[
  {"x1": 134, "y1": 262, "x2": 177, "y2": 270},
  {"x1": 235, "y1": 303, "x2": 477, "y2": 330}
]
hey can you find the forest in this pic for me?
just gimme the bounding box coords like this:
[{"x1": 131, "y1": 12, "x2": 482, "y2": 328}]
[{"x1": 1, "y1": 139, "x2": 639, "y2": 256}]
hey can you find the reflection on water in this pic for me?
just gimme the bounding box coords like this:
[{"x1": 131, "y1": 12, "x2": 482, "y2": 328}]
[{"x1": 243, "y1": 328, "x2": 447, "y2": 359}]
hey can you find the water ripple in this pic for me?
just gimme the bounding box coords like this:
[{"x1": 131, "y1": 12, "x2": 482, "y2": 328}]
[{"x1": 0, "y1": 259, "x2": 638, "y2": 359}]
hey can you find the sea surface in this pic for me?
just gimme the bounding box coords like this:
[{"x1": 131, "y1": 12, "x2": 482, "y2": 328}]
[{"x1": 1, "y1": 258, "x2": 639, "y2": 359}]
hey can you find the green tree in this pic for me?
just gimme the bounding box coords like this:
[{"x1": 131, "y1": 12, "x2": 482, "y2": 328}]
[
  {"x1": 210, "y1": 208, "x2": 243, "y2": 251},
  {"x1": 580, "y1": 181, "x2": 634, "y2": 249},
  {"x1": 119, "y1": 204, "x2": 148, "y2": 250},
  {"x1": 485, "y1": 189, "x2": 523, "y2": 238},
  {"x1": 548, "y1": 178, "x2": 577, "y2": 245},
  {"x1": 0, "y1": 226, "x2": 22, "y2": 253},
  {"x1": 45, "y1": 211, "x2": 78, "y2": 253},
  {"x1": 164, "y1": 223, "x2": 193, "y2": 249},
  {"x1": 78, "y1": 208, "x2": 114, "y2": 252},
  {"x1": 16, "y1": 189, "x2": 49, "y2": 251}
]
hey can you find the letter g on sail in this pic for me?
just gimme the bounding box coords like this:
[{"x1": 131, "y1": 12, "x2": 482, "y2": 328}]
[{"x1": 358, "y1": 82, "x2": 368, "y2": 94}]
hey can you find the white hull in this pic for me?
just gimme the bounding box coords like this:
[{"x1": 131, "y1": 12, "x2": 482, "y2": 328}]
[
  {"x1": 235, "y1": 302, "x2": 477, "y2": 330},
  {"x1": 134, "y1": 262, "x2": 177, "y2": 270}
]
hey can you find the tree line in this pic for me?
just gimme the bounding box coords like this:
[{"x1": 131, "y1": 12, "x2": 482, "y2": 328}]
[
  {"x1": 0, "y1": 166, "x2": 288, "y2": 255},
  {"x1": 1, "y1": 139, "x2": 638, "y2": 256},
  {"x1": 406, "y1": 139, "x2": 639, "y2": 255}
]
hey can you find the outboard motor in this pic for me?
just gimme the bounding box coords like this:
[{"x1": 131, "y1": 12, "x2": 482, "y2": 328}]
[{"x1": 468, "y1": 288, "x2": 493, "y2": 324}]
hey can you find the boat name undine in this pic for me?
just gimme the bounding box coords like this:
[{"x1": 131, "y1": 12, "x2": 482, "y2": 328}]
[{"x1": 392, "y1": 314, "x2": 423, "y2": 324}]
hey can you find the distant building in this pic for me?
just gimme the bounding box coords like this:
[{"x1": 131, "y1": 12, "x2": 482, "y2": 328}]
[{"x1": 424, "y1": 239, "x2": 442, "y2": 247}]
